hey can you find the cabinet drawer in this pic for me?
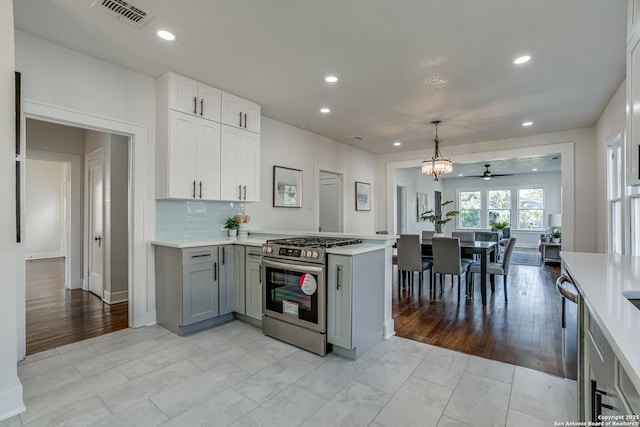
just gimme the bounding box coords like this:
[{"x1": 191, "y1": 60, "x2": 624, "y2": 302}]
[
  {"x1": 183, "y1": 247, "x2": 216, "y2": 265},
  {"x1": 588, "y1": 314, "x2": 615, "y2": 385}
]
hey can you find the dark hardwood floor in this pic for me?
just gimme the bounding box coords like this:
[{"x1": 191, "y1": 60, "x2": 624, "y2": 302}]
[
  {"x1": 26, "y1": 258, "x2": 128, "y2": 355},
  {"x1": 393, "y1": 258, "x2": 577, "y2": 380}
]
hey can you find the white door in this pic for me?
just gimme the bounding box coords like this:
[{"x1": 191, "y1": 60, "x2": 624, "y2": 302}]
[
  {"x1": 88, "y1": 157, "x2": 104, "y2": 298},
  {"x1": 319, "y1": 171, "x2": 342, "y2": 232}
]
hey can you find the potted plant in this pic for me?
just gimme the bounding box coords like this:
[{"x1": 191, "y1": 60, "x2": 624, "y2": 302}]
[
  {"x1": 420, "y1": 200, "x2": 459, "y2": 235},
  {"x1": 224, "y1": 217, "x2": 240, "y2": 237},
  {"x1": 551, "y1": 230, "x2": 561, "y2": 243},
  {"x1": 490, "y1": 219, "x2": 510, "y2": 239}
]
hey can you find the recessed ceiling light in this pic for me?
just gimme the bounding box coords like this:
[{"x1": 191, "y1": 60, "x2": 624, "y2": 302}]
[
  {"x1": 320, "y1": 107, "x2": 331, "y2": 114},
  {"x1": 514, "y1": 55, "x2": 531, "y2": 65},
  {"x1": 522, "y1": 121, "x2": 533, "y2": 127},
  {"x1": 325, "y1": 75, "x2": 338, "y2": 83},
  {"x1": 532, "y1": 168, "x2": 538, "y2": 172},
  {"x1": 393, "y1": 141, "x2": 401, "y2": 146},
  {"x1": 157, "y1": 30, "x2": 176, "y2": 41}
]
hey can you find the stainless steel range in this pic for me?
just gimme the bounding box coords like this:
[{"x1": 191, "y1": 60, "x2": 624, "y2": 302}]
[{"x1": 261, "y1": 236, "x2": 361, "y2": 355}]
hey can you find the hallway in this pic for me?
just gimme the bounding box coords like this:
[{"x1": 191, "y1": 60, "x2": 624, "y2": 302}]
[{"x1": 26, "y1": 258, "x2": 128, "y2": 355}]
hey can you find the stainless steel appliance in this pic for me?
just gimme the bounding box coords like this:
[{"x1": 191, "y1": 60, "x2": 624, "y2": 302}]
[{"x1": 261, "y1": 236, "x2": 361, "y2": 356}]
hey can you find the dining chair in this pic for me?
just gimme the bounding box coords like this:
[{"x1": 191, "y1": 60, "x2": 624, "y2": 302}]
[
  {"x1": 397, "y1": 234, "x2": 433, "y2": 296},
  {"x1": 452, "y1": 231, "x2": 475, "y2": 260},
  {"x1": 431, "y1": 237, "x2": 473, "y2": 303},
  {"x1": 474, "y1": 231, "x2": 501, "y2": 260},
  {"x1": 468, "y1": 237, "x2": 517, "y2": 302}
]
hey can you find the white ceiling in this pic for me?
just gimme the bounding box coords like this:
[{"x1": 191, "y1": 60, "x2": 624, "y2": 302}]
[{"x1": 13, "y1": 0, "x2": 626, "y2": 155}]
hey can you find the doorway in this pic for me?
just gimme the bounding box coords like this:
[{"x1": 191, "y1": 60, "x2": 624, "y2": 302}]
[
  {"x1": 24, "y1": 119, "x2": 130, "y2": 355},
  {"x1": 318, "y1": 170, "x2": 343, "y2": 232}
]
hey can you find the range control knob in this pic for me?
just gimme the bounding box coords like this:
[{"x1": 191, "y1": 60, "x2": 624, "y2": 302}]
[{"x1": 312, "y1": 251, "x2": 319, "y2": 258}]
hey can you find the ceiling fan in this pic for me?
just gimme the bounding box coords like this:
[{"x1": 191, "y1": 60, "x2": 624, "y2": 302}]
[{"x1": 468, "y1": 164, "x2": 514, "y2": 180}]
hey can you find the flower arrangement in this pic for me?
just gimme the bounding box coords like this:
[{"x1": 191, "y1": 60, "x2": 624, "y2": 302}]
[{"x1": 420, "y1": 200, "x2": 459, "y2": 234}]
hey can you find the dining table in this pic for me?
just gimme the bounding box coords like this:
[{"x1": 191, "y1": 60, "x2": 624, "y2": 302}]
[{"x1": 422, "y1": 240, "x2": 498, "y2": 305}]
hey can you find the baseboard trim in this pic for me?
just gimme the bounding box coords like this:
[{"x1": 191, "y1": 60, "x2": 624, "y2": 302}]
[
  {"x1": 25, "y1": 253, "x2": 64, "y2": 260},
  {"x1": 103, "y1": 290, "x2": 128, "y2": 304},
  {"x1": 0, "y1": 379, "x2": 25, "y2": 422},
  {"x1": 383, "y1": 319, "x2": 395, "y2": 340}
]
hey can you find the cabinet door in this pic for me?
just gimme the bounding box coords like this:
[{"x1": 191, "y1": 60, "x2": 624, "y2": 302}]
[
  {"x1": 221, "y1": 92, "x2": 243, "y2": 128},
  {"x1": 218, "y1": 245, "x2": 234, "y2": 315},
  {"x1": 169, "y1": 73, "x2": 199, "y2": 115},
  {"x1": 169, "y1": 111, "x2": 198, "y2": 199},
  {"x1": 242, "y1": 100, "x2": 261, "y2": 134},
  {"x1": 233, "y1": 246, "x2": 246, "y2": 314},
  {"x1": 327, "y1": 255, "x2": 352, "y2": 349},
  {"x1": 220, "y1": 125, "x2": 243, "y2": 200},
  {"x1": 245, "y1": 249, "x2": 262, "y2": 320},
  {"x1": 240, "y1": 132, "x2": 260, "y2": 202},
  {"x1": 197, "y1": 83, "x2": 222, "y2": 122},
  {"x1": 196, "y1": 120, "x2": 221, "y2": 200},
  {"x1": 182, "y1": 262, "x2": 218, "y2": 325},
  {"x1": 628, "y1": 34, "x2": 640, "y2": 186}
]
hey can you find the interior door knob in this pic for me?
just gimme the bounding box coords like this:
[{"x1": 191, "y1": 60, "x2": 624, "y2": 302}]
[{"x1": 94, "y1": 236, "x2": 101, "y2": 247}]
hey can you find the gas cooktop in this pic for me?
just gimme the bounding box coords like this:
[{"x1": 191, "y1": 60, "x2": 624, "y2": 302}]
[{"x1": 265, "y1": 236, "x2": 361, "y2": 248}]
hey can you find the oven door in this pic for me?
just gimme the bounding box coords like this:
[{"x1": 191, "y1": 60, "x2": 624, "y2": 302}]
[{"x1": 261, "y1": 258, "x2": 325, "y2": 333}]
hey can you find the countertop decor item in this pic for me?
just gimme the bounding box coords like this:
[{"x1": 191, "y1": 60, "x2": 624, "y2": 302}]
[
  {"x1": 420, "y1": 200, "x2": 459, "y2": 234},
  {"x1": 551, "y1": 230, "x2": 561, "y2": 243},
  {"x1": 224, "y1": 217, "x2": 239, "y2": 237}
]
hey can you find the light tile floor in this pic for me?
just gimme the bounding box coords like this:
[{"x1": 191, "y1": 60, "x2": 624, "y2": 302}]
[{"x1": 2, "y1": 321, "x2": 577, "y2": 427}]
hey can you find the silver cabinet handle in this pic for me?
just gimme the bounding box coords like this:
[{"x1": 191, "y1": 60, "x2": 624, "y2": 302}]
[
  {"x1": 239, "y1": 112, "x2": 242, "y2": 127},
  {"x1": 238, "y1": 185, "x2": 242, "y2": 200},
  {"x1": 259, "y1": 265, "x2": 262, "y2": 283},
  {"x1": 336, "y1": 265, "x2": 342, "y2": 290},
  {"x1": 221, "y1": 247, "x2": 225, "y2": 265},
  {"x1": 243, "y1": 185, "x2": 247, "y2": 200},
  {"x1": 244, "y1": 113, "x2": 247, "y2": 129},
  {"x1": 192, "y1": 181, "x2": 196, "y2": 198},
  {"x1": 199, "y1": 181, "x2": 202, "y2": 199},
  {"x1": 193, "y1": 96, "x2": 197, "y2": 115},
  {"x1": 213, "y1": 262, "x2": 218, "y2": 281},
  {"x1": 200, "y1": 99, "x2": 204, "y2": 116}
]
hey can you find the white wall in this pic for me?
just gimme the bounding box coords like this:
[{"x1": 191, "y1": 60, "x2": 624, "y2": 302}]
[
  {"x1": 15, "y1": 31, "x2": 157, "y2": 331},
  {"x1": 375, "y1": 128, "x2": 597, "y2": 253},
  {"x1": 245, "y1": 117, "x2": 377, "y2": 235},
  {"x1": 0, "y1": 0, "x2": 24, "y2": 420},
  {"x1": 395, "y1": 167, "x2": 442, "y2": 234},
  {"x1": 594, "y1": 81, "x2": 626, "y2": 254},
  {"x1": 25, "y1": 159, "x2": 66, "y2": 258},
  {"x1": 441, "y1": 171, "x2": 562, "y2": 248}
]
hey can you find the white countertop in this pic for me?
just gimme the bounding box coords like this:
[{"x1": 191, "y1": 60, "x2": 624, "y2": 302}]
[
  {"x1": 561, "y1": 252, "x2": 640, "y2": 392},
  {"x1": 326, "y1": 243, "x2": 387, "y2": 255},
  {"x1": 151, "y1": 237, "x2": 266, "y2": 249}
]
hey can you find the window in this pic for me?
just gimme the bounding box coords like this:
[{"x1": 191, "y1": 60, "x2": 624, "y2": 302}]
[
  {"x1": 459, "y1": 191, "x2": 481, "y2": 228},
  {"x1": 608, "y1": 139, "x2": 623, "y2": 254},
  {"x1": 518, "y1": 188, "x2": 544, "y2": 229},
  {"x1": 488, "y1": 190, "x2": 511, "y2": 226}
]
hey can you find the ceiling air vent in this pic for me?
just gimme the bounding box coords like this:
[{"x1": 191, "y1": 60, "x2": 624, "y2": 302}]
[{"x1": 92, "y1": 0, "x2": 153, "y2": 28}]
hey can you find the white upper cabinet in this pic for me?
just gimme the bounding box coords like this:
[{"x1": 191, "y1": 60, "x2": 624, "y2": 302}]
[
  {"x1": 220, "y1": 125, "x2": 260, "y2": 202},
  {"x1": 628, "y1": 0, "x2": 640, "y2": 186},
  {"x1": 221, "y1": 92, "x2": 261, "y2": 134},
  {"x1": 167, "y1": 72, "x2": 221, "y2": 122}
]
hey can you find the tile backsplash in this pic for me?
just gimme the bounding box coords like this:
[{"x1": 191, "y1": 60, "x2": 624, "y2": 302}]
[{"x1": 156, "y1": 200, "x2": 245, "y2": 241}]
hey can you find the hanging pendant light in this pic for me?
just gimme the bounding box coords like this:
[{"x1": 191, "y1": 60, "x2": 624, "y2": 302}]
[{"x1": 422, "y1": 120, "x2": 453, "y2": 181}]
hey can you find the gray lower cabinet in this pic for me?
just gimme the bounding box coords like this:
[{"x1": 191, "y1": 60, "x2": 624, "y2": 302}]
[
  {"x1": 156, "y1": 245, "x2": 233, "y2": 335},
  {"x1": 218, "y1": 245, "x2": 234, "y2": 316},
  {"x1": 233, "y1": 246, "x2": 246, "y2": 314},
  {"x1": 245, "y1": 247, "x2": 262, "y2": 321},
  {"x1": 327, "y1": 250, "x2": 384, "y2": 359}
]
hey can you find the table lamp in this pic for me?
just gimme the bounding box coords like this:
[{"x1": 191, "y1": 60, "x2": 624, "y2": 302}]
[{"x1": 548, "y1": 213, "x2": 562, "y2": 235}]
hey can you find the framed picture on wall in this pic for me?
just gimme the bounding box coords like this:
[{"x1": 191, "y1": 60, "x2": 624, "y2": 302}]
[
  {"x1": 355, "y1": 181, "x2": 371, "y2": 211},
  {"x1": 273, "y1": 165, "x2": 302, "y2": 207},
  {"x1": 417, "y1": 192, "x2": 429, "y2": 221}
]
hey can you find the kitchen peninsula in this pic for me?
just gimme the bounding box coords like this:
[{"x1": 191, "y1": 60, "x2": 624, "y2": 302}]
[
  {"x1": 561, "y1": 252, "x2": 640, "y2": 420},
  {"x1": 152, "y1": 231, "x2": 392, "y2": 359}
]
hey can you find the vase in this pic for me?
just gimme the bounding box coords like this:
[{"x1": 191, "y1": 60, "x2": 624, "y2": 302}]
[
  {"x1": 228, "y1": 229, "x2": 238, "y2": 237},
  {"x1": 552, "y1": 237, "x2": 560, "y2": 244}
]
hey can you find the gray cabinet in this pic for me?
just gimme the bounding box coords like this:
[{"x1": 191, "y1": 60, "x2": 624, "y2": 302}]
[
  {"x1": 233, "y1": 246, "x2": 246, "y2": 314},
  {"x1": 155, "y1": 245, "x2": 234, "y2": 335},
  {"x1": 245, "y1": 247, "x2": 262, "y2": 321},
  {"x1": 327, "y1": 250, "x2": 385, "y2": 359},
  {"x1": 218, "y1": 245, "x2": 234, "y2": 315}
]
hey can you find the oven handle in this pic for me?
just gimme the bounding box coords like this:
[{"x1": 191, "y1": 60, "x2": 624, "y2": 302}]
[{"x1": 261, "y1": 258, "x2": 324, "y2": 275}]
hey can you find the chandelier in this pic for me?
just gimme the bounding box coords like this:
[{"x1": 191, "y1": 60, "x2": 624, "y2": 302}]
[{"x1": 421, "y1": 120, "x2": 453, "y2": 181}]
